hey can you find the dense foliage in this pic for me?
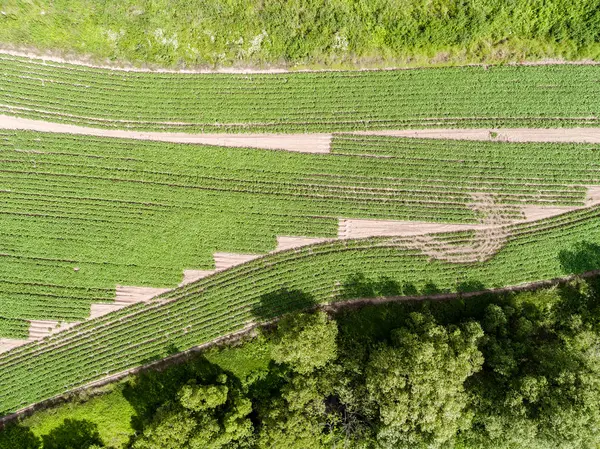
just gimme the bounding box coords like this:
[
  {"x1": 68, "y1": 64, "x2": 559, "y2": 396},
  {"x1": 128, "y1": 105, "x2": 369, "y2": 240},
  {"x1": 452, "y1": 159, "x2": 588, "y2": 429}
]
[
  {"x1": 6, "y1": 278, "x2": 600, "y2": 448},
  {"x1": 1, "y1": 0, "x2": 599, "y2": 68}
]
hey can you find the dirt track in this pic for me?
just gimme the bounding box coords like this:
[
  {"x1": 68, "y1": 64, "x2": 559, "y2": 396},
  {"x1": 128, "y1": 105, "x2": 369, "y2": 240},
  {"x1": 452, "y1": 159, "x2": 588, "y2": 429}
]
[
  {"x1": 0, "y1": 115, "x2": 331, "y2": 153},
  {"x1": 5, "y1": 115, "x2": 600, "y2": 154},
  {"x1": 354, "y1": 128, "x2": 600, "y2": 143}
]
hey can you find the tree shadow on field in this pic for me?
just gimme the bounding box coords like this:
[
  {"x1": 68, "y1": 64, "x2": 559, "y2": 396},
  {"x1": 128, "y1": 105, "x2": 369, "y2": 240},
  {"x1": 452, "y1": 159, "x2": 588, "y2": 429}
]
[
  {"x1": 0, "y1": 423, "x2": 41, "y2": 449},
  {"x1": 339, "y1": 273, "x2": 402, "y2": 299},
  {"x1": 456, "y1": 279, "x2": 486, "y2": 293},
  {"x1": 558, "y1": 241, "x2": 600, "y2": 275},
  {"x1": 41, "y1": 419, "x2": 103, "y2": 449},
  {"x1": 252, "y1": 287, "x2": 317, "y2": 321}
]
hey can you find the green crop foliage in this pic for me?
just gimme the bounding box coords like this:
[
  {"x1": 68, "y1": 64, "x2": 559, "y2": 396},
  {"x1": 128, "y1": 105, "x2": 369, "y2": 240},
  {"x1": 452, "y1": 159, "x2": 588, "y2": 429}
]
[
  {"x1": 0, "y1": 131, "x2": 599, "y2": 328},
  {"x1": 2, "y1": 55, "x2": 600, "y2": 132},
  {"x1": 0, "y1": 204, "x2": 599, "y2": 414}
]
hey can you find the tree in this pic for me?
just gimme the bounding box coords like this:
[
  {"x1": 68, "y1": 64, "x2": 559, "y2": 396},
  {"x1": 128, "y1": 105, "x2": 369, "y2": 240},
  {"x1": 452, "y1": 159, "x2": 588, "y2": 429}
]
[
  {"x1": 132, "y1": 374, "x2": 253, "y2": 449},
  {"x1": 255, "y1": 311, "x2": 340, "y2": 448},
  {"x1": 365, "y1": 312, "x2": 484, "y2": 449},
  {"x1": 256, "y1": 375, "x2": 333, "y2": 449},
  {"x1": 41, "y1": 419, "x2": 104, "y2": 449},
  {"x1": 271, "y1": 311, "x2": 338, "y2": 374},
  {"x1": 464, "y1": 288, "x2": 600, "y2": 449}
]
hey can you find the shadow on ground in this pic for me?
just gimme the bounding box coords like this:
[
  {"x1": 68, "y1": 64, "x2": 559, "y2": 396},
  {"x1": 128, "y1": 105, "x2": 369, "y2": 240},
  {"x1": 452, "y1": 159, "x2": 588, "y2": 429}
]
[
  {"x1": 252, "y1": 287, "x2": 317, "y2": 321},
  {"x1": 559, "y1": 241, "x2": 600, "y2": 275}
]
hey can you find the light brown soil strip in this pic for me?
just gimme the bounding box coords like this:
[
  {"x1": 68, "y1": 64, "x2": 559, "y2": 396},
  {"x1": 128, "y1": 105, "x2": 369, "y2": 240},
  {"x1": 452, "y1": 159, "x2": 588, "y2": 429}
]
[
  {"x1": 587, "y1": 186, "x2": 600, "y2": 205},
  {"x1": 1, "y1": 48, "x2": 599, "y2": 74},
  {"x1": 338, "y1": 219, "x2": 486, "y2": 239},
  {"x1": 4, "y1": 115, "x2": 600, "y2": 154},
  {"x1": 520, "y1": 205, "x2": 580, "y2": 221},
  {"x1": 274, "y1": 236, "x2": 332, "y2": 251},
  {"x1": 88, "y1": 286, "x2": 170, "y2": 319},
  {"x1": 0, "y1": 339, "x2": 28, "y2": 353},
  {"x1": 521, "y1": 185, "x2": 600, "y2": 221},
  {"x1": 213, "y1": 253, "x2": 263, "y2": 271},
  {"x1": 0, "y1": 321, "x2": 80, "y2": 354},
  {"x1": 114, "y1": 286, "x2": 171, "y2": 304},
  {"x1": 180, "y1": 270, "x2": 217, "y2": 286},
  {"x1": 28, "y1": 320, "x2": 78, "y2": 339},
  {"x1": 0, "y1": 115, "x2": 331, "y2": 153},
  {"x1": 352, "y1": 128, "x2": 600, "y2": 143}
]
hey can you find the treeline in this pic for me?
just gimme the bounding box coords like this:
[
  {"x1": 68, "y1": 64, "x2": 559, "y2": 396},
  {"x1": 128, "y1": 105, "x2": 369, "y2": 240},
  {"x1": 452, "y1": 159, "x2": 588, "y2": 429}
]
[{"x1": 3, "y1": 277, "x2": 600, "y2": 448}]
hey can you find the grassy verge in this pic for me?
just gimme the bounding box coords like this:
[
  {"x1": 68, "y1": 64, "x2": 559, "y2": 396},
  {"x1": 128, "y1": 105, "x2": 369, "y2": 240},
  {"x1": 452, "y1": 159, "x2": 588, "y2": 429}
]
[
  {"x1": 0, "y1": 0, "x2": 599, "y2": 69},
  {"x1": 20, "y1": 385, "x2": 135, "y2": 449}
]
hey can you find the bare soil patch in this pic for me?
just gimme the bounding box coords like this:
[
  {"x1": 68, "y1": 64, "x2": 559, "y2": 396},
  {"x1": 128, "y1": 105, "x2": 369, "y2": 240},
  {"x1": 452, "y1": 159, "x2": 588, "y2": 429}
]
[
  {"x1": 0, "y1": 115, "x2": 331, "y2": 153},
  {"x1": 274, "y1": 236, "x2": 331, "y2": 251},
  {"x1": 180, "y1": 270, "x2": 217, "y2": 286},
  {"x1": 213, "y1": 253, "x2": 262, "y2": 271},
  {"x1": 338, "y1": 219, "x2": 485, "y2": 239},
  {"x1": 353, "y1": 128, "x2": 600, "y2": 144}
]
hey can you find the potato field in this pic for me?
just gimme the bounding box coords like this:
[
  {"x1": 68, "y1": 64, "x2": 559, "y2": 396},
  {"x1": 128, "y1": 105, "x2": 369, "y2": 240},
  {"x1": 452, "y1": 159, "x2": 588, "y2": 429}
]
[
  {"x1": 1, "y1": 52, "x2": 600, "y2": 416},
  {"x1": 2, "y1": 55, "x2": 600, "y2": 132}
]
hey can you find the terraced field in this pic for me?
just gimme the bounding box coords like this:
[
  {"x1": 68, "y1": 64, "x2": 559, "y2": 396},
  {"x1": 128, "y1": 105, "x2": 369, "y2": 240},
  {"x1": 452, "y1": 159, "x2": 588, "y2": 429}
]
[
  {"x1": 2, "y1": 55, "x2": 600, "y2": 132},
  {"x1": 1, "y1": 204, "x2": 600, "y2": 414},
  {"x1": 1, "y1": 54, "x2": 600, "y2": 417},
  {"x1": 1, "y1": 130, "x2": 599, "y2": 334}
]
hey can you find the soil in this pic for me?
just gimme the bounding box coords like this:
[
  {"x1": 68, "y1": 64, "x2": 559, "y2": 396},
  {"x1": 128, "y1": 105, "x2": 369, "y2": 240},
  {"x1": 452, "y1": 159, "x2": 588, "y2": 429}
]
[
  {"x1": 0, "y1": 115, "x2": 331, "y2": 153},
  {"x1": 1, "y1": 47, "x2": 599, "y2": 74},
  {"x1": 353, "y1": 128, "x2": 600, "y2": 144}
]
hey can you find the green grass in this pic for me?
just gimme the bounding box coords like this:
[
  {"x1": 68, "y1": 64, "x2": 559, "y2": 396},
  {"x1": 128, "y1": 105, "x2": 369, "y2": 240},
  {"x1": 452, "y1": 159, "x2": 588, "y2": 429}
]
[
  {"x1": 0, "y1": 0, "x2": 599, "y2": 69},
  {"x1": 3, "y1": 55, "x2": 600, "y2": 132},
  {"x1": 1, "y1": 131, "x2": 599, "y2": 329},
  {"x1": 1, "y1": 203, "x2": 599, "y2": 414},
  {"x1": 204, "y1": 336, "x2": 272, "y2": 385},
  {"x1": 20, "y1": 385, "x2": 135, "y2": 448}
]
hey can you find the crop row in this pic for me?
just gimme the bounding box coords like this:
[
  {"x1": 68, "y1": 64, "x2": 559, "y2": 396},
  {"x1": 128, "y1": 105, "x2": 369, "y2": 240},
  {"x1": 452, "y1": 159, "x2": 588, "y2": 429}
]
[
  {"x1": 2, "y1": 55, "x2": 600, "y2": 132},
  {"x1": 1, "y1": 131, "x2": 598, "y2": 325}
]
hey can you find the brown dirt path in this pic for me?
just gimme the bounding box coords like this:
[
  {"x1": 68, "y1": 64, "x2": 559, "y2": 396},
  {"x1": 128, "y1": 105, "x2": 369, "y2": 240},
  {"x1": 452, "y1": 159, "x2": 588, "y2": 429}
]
[
  {"x1": 5, "y1": 116, "x2": 600, "y2": 154},
  {"x1": 1, "y1": 48, "x2": 599, "y2": 74},
  {"x1": 0, "y1": 115, "x2": 331, "y2": 153},
  {"x1": 353, "y1": 129, "x2": 600, "y2": 143}
]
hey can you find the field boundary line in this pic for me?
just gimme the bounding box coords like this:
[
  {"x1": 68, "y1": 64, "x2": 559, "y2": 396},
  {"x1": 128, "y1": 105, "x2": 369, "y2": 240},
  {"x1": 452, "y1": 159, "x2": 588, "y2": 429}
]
[
  {"x1": 1, "y1": 49, "x2": 600, "y2": 73},
  {"x1": 0, "y1": 115, "x2": 331, "y2": 153}
]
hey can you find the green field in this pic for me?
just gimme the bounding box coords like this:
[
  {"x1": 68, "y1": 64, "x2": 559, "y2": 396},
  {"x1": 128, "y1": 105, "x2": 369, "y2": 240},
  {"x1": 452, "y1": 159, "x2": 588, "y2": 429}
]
[
  {"x1": 1, "y1": 0, "x2": 599, "y2": 69},
  {"x1": 1, "y1": 201, "x2": 599, "y2": 414},
  {"x1": 1, "y1": 131, "x2": 599, "y2": 336},
  {"x1": 2, "y1": 55, "x2": 600, "y2": 132}
]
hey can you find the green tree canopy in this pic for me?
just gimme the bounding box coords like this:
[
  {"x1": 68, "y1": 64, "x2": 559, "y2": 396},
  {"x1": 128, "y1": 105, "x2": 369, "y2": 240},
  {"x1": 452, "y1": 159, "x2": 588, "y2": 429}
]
[
  {"x1": 365, "y1": 312, "x2": 484, "y2": 449},
  {"x1": 271, "y1": 311, "x2": 338, "y2": 374},
  {"x1": 132, "y1": 374, "x2": 253, "y2": 449},
  {"x1": 0, "y1": 424, "x2": 40, "y2": 449},
  {"x1": 465, "y1": 287, "x2": 600, "y2": 449}
]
